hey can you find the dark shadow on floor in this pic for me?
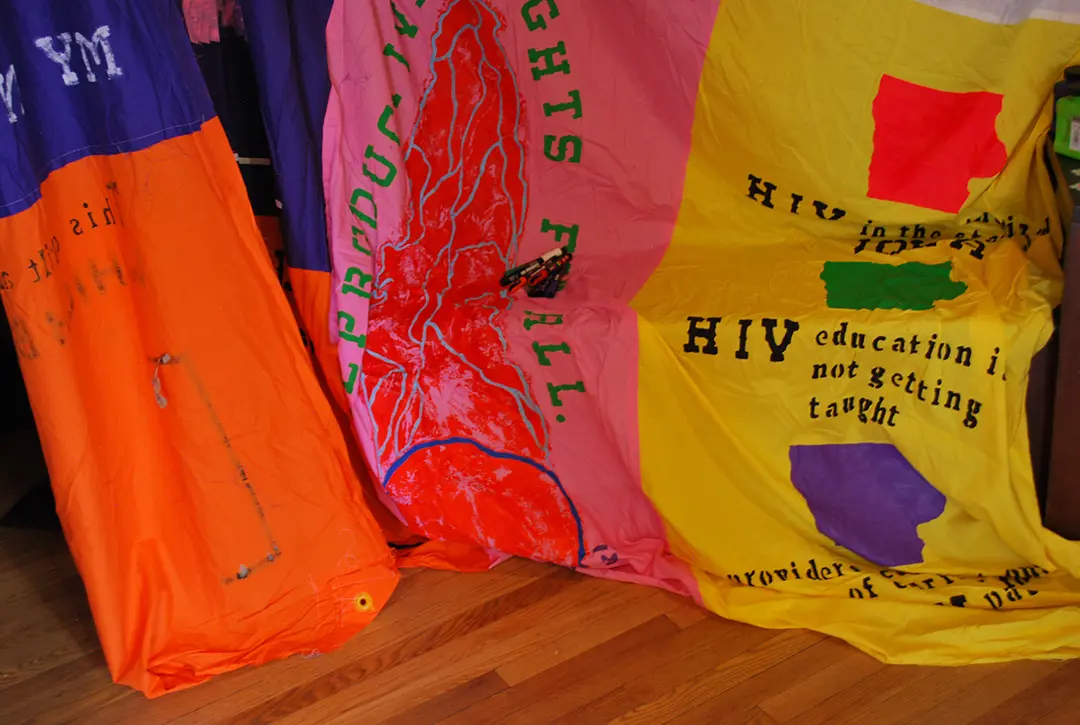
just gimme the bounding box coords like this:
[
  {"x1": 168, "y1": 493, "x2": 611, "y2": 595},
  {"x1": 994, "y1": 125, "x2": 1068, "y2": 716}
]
[{"x1": 1, "y1": 482, "x2": 61, "y2": 530}]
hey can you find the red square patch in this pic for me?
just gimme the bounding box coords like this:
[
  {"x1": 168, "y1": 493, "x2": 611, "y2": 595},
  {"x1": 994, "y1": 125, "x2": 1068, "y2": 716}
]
[{"x1": 868, "y1": 75, "x2": 1007, "y2": 213}]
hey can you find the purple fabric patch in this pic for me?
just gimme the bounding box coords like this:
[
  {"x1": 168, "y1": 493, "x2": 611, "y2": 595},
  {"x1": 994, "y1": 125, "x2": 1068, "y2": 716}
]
[
  {"x1": 0, "y1": 0, "x2": 213, "y2": 218},
  {"x1": 789, "y1": 443, "x2": 946, "y2": 567}
]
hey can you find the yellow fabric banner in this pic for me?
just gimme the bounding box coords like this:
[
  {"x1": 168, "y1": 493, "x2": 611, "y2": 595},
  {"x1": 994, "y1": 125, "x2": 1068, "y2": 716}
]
[{"x1": 632, "y1": 0, "x2": 1080, "y2": 663}]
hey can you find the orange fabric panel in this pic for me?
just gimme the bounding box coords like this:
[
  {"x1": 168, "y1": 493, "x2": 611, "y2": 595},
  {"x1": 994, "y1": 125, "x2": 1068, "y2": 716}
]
[{"x1": 0, "y1": 119, "x2": 397, "y2": 697}]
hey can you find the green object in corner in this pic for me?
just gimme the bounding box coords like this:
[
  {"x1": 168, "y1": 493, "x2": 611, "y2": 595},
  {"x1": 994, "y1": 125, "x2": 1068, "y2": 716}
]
[{"x1": 1055, "y1": 96, "x2": 1080, "y2": 161}]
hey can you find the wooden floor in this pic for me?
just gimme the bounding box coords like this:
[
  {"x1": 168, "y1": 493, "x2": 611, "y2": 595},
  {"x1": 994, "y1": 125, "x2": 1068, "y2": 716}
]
[{"x1": 2, "y1": 525, "x2": 1080, "y2": 724}]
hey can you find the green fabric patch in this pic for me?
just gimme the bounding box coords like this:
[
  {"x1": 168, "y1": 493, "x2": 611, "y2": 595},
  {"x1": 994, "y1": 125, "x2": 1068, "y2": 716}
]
[{"x1": 821, "y1": 261, "x2": 966, "y2": 311}]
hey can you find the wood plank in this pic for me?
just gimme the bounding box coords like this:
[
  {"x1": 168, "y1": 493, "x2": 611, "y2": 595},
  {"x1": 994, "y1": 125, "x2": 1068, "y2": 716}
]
[
  {"x1": 827, "y1": 662, "x2": 1002, "y2": 725},
  {"x1": 757, "y1": 648, "x2": 886, "y2": 722},
  {"x1": 0, "y1": 567, "x2": 99, "y2": 692},
  {"x1": 1036, "y1": 687, "x2": 1080, "y2": 725},
  {"x1": 969, "y1": 659, "x2": 1080, "y2": 724},
  {"x1": 0, "y1": 650, "x2": 118, "y2": 725},
  {"x1": 304, "y1": 578, "x2": 672, "y2": 725},
  {"x1": 380, "y1": 670, "x2": 508, "y2": 725},
  {"x1": 194, "y1": 565, "x2": 583, "y2": 725},
  {"x1": 792, "y1": 661, "x2": 937, "y2": 724},
  {"x1": 78, "y1": 559, "x2": 544, "y2": 725},
  {"x1": 666, "y1": 637, "x2": 852, "y2": 724},
  {"x1": 3, "y1": 527, "x2": 1080, "y2": 725},
  {"x1": 496, "y1": 587, "x2": 684, "y2": 685},
  {"x1": 733, "y1": 707, "x2": 781, "y2": 725},
  {"x1": 907, "y1": 660, "x2": 1064, "y2": 725},
  {"x1": 553, "y1": 618, "x2": 781, "y2": 725},
  {"x1": 608, "y1": 629, "x2": 824, "y2": 725},
  {"x1": 209, "y1": 569, "x2": 618, "y2": 724},
  {"x1": 665, "y1": 600, "x2": 712, "y2": 629},
  {"x1": 440, "y1": 615, "x2": 682, "y2": 725}
]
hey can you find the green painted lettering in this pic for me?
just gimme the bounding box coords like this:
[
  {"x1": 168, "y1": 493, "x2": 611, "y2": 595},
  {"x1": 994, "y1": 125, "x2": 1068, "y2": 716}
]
[
  {"x1": 528, "y1": 42, "x2": 570, "y2": 80},
  {"x1": 350, "y1": 188, "x2": 378, "y2": 228},
  {"x1": 539, "y1": 219, "x2": 579, "y2": 252},
  {"x1": 363, "y1": 145, "x2": 398, "y2": 187},
  {"x1": 377, "y1": 94, "x2": 403, "y2": 144},
  {"x1": 352, "y1": 227, "x2": 373, "y2": 255},
  {"x1": 391, "y1": 2, "x2": 419, "y2": 38},
  {"x1": 383, "y1": 43, "x2": 410, "y2": 70},
  {"x1": 343, "y1": 267, "x2": 373, "y2": 298},
  {"x1": 523, "y1": 310, "x2": 564, "y2": 331},
  {"x1": 522, "y1": 0, "x2": 560, "y2": 30},
  {"x1": 543, "y1": 89, "x2": 582, "y2": 119},
  {"x1": 337, "y1": 311, "x2": 367, "y2": 350},
  {"x1": 532, "y1": 341, "x2": 570, "y2": 366},
  {"x1": 543, "y1": 134, "x2": 582, "y2": 163},
  {"x1": 344, "y1": 363, "x2": 359, "y2": 394},
  {"x1": 548, "y1": 380, "x2": 585, "y2": 406}
]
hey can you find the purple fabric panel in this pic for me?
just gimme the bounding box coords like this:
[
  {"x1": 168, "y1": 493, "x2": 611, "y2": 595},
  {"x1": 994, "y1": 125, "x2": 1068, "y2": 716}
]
[
  {"x1": 239, "y1": 0, "x2": 334, "y2": 272},
  {"x1": 790, "y1": 443, "x2": 947, "y2": 567},
  {"x1": 0, "y1": 0, "x2": 213, "y2": 218}
]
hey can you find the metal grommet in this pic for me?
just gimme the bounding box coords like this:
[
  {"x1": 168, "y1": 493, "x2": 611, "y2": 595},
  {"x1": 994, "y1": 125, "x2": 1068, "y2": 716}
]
[{"x1": 354, "y1": 592, "x2": 375, "y2": 612}]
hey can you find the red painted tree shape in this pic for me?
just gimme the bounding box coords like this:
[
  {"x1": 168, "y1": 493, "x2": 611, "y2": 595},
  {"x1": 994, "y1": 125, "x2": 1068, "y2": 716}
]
[{"x1": 362, "y1": 0, "x2": 582, "y2": 565}]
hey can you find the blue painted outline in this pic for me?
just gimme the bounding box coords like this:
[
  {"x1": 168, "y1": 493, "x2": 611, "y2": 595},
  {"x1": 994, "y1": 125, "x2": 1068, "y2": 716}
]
[{"x1": 384, "y1": 437, "x2": 586, "y2": 565}]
